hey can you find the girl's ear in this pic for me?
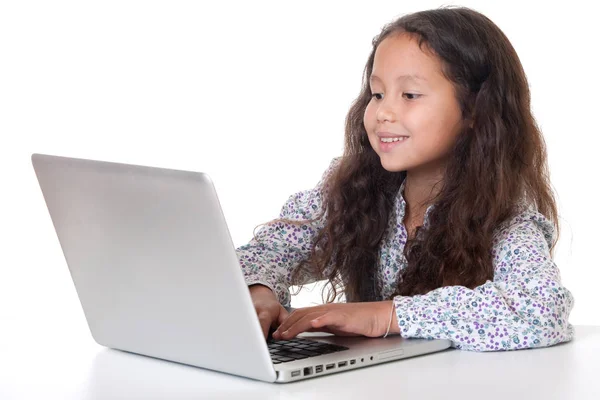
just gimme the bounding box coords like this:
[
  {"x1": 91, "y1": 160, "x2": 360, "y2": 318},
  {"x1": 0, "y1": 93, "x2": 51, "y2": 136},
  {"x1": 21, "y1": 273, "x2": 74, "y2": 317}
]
[
  {"x1": 462, "y1": 118, "x2": 473, "y2": 130},
  {"x1": 466, "y1": 115, "x2": 475, "y2": 129}
]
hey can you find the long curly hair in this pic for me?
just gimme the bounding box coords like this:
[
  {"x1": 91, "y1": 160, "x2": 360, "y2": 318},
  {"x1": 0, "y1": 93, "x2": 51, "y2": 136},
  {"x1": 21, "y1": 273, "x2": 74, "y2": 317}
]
[{"x1": 252, "y1": 6, "x2": 559, "y2": 303}]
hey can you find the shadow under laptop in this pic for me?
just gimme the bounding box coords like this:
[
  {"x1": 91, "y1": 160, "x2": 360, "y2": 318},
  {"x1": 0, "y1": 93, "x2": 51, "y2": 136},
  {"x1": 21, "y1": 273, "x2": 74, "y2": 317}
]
[
  {"x1": 82, "y1": 344, "x2": 422, "y2": 398},
  {"x1": 82, "y1": 343, "x2": 455, "y2": 398},
  {"x1": 82, "y1": 330, "x2": 584, "y2": 398},
  {"x1": 84, "y1": 348, "x2": 281, "y2": 399}
]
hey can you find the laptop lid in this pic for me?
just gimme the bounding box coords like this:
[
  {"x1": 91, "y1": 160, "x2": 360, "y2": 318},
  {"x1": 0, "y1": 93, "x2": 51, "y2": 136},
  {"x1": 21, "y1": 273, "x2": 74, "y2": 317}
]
[{"x1": 31, "y1": 153, "x2": 277, "y2": 382}]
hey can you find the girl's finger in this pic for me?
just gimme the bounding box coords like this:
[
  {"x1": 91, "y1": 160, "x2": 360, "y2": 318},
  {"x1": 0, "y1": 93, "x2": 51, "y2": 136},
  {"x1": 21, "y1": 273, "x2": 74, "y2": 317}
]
[
  {"x1": 275, "y1": 306, "x2": 325, "y2": 336},
  {"x1": 276, "y1": 306, "x2": 289, "y2": 326},
  {"x1": 276, "y1": 311, "x2": 323, "y2": 339},
  {"x1": 310, "y1": 311, "x2": 347, "y2": 331},
  {"x1": 274, "y1": 309, "x2": 306, "y2": 336}
]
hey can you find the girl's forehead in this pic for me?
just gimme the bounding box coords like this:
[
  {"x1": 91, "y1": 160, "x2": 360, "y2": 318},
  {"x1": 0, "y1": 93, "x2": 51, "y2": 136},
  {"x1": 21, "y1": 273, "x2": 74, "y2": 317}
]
[{"x1": 372, "y1": 33, "x2": 443, "y2": 83}]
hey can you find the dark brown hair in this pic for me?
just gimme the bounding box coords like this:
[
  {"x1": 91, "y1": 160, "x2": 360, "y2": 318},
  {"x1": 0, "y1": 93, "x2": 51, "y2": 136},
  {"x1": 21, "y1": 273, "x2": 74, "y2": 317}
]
[{"x1": 253, "y1": 5, "x2": 559, "y2": 303}]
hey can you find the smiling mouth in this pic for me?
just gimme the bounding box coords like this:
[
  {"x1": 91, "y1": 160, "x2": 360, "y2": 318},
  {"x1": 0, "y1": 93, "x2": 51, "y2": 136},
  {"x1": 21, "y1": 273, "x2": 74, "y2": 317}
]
[{"x1": 379, "y1": 136, "x2": 409, "y2": 143}]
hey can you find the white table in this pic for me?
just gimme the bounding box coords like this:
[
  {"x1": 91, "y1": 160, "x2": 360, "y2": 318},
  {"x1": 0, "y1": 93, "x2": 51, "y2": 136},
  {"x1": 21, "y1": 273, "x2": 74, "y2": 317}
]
[{"x1": 2, "y1": 323, "x2": 599, "y2": 399}]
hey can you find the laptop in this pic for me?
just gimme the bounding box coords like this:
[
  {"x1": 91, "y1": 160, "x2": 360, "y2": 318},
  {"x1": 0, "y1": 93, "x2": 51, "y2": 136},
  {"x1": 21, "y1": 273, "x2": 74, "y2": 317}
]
[{"x1": 31, "y1": 153, "x2": 452, "y2": 383}]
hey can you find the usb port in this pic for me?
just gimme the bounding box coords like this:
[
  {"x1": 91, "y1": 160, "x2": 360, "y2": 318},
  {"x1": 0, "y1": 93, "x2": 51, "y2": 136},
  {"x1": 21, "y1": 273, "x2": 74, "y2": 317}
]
[
  {"x1": 338, "y1": 361, "x2": 347, "y2": 368},
  {"x1": 315, "y1": 365, "x2": 323, "y2": 373},
  {"x1": 326, "y1": 363, "x2": 335, "y2": 370},
  {"x1": 291, "y1": 370, "x2": 301, "y2": 377},
  {"x1": 350, "y1": 359, "x2": 356, "y2": 365}
]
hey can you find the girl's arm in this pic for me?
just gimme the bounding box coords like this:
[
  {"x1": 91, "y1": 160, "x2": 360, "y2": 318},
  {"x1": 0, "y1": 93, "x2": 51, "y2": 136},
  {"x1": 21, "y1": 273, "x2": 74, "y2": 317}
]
[
  {"x1": 392, "y1": 208, "x2": 575, "y2": 351},
  {"x1": 235, "y1": 157, "x2": 342, "y2": 307}
]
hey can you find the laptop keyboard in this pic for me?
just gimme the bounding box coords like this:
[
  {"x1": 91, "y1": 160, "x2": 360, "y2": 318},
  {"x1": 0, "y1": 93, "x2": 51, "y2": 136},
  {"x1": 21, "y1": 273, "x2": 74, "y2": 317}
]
[{"x1": 267, "y1": 337, "x2": 349, "y2": 364}]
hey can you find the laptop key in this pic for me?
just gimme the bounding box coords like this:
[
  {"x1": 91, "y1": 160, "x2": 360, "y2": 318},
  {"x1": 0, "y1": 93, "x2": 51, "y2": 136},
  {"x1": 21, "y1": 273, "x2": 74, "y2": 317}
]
[
  {"x1": 277, "y1": 357, "x2": 295, "y2": 363},
  {"x1": 319, "y1": 348, "x2": 338, "y2": 355},
  {"x1": 279, "y1": 353, "x2": 309, "y2": 360},
  {"x1": 288, "y1": 348, "x2": 305, "y2": 353},
  {"x1": 276, "y1": 352, "x2": 297, "y2": 358},
  {"x1": 296, "y1": 350, "x2": 320, "y2": 357},
  {"x1": 303, "y1": 346, "x2": 323, "y2": 352},
  {"x1": 286, "y1": 353, "x2": 309, "y2": 360}
]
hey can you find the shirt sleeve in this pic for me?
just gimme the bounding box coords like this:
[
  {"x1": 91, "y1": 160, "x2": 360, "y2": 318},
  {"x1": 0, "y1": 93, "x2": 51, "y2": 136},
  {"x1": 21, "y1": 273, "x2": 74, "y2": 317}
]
[
  {"x1": 393, "y1": 205, "x2": 575, "y2": 351},
  {"x1": 235, "y1": 157, "x2": 342, "y2": 307}
]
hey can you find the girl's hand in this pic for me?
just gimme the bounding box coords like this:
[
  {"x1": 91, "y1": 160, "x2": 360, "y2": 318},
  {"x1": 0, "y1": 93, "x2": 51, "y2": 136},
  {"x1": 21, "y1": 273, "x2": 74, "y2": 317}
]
[
  {"x1": 272, "y1": 301, "x2": 394, "y2": 340},
  {"x1": 249, "y1": 284, "x2": 290, "y2": 340}
]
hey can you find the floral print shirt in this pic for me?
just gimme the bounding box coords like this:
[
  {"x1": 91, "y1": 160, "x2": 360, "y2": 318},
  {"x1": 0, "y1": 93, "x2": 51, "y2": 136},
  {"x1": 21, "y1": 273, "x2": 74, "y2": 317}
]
[{"x1": 235, "y1": 157, "x2": 575, "y2": 351}]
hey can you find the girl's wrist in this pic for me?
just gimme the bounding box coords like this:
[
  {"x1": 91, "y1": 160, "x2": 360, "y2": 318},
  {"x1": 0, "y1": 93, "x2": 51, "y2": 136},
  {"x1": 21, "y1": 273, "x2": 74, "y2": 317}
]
[
  {"x1": 382, "y1": 300, "x2": 399, "y2": 336},
  {"x1": 249, "y1": 284, "x2": 278, "y2": 301}
]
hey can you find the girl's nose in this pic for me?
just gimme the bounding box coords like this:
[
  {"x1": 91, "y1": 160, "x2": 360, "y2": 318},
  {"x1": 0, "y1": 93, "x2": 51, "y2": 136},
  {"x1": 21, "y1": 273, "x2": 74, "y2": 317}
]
[{"x1": 376, "y1": 101, "x2": 396, "y2": 123}]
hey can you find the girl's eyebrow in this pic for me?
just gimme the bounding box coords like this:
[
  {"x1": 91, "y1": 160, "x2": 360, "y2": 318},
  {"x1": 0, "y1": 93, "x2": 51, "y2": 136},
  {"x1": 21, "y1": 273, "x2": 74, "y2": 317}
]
[{"x1": 369, "y1": 74, "x2": 428, "y2": 83}]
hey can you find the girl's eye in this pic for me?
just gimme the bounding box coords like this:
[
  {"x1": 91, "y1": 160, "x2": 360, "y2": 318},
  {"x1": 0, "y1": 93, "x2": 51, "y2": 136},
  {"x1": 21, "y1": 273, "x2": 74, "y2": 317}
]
[
  {"x1": 370, "y1": 93, "x2": 421, "y2": 100},
  {"x1": 403, "y1": 93, "x2": 421, "y2": 100}
]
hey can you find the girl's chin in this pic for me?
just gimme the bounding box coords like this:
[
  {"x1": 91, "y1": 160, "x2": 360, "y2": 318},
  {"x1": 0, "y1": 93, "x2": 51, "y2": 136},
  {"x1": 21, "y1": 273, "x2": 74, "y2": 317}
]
[{"x1": 378, "y1": 157, "x2": 407, "y2": 172}]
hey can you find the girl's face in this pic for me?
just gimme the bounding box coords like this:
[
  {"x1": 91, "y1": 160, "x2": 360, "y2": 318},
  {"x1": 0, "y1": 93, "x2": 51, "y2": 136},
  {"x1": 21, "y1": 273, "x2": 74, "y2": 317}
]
[{"x1": 364, "y1": 32, "x2": 465, "y2": 175}]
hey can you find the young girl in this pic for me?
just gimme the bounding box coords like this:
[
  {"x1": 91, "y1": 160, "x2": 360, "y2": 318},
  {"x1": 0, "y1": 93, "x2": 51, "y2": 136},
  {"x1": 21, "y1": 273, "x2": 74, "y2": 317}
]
[{"x1": 235, "y1": 5, "x2": 574, "y2": 352}]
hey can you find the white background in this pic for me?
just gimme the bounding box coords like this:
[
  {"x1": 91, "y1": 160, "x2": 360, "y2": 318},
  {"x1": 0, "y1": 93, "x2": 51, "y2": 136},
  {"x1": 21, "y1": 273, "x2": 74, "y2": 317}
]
[{"x1": 1, "y1": 0, "x2": 598, "y2": 356}]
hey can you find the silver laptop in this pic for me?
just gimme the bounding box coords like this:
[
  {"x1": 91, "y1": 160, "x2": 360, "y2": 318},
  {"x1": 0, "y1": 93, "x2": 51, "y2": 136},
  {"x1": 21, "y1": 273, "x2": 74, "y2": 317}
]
[{"x1": 31, "y1": 153, "x2": 452, "y2": 383}]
